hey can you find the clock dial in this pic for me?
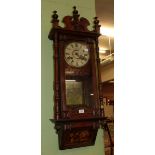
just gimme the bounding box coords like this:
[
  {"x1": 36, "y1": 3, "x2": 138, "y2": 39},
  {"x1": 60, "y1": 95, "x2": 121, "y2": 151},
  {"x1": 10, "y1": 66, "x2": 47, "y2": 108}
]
[{"x1": 65, "y1": 42, "x2": 90, "y2": 67}]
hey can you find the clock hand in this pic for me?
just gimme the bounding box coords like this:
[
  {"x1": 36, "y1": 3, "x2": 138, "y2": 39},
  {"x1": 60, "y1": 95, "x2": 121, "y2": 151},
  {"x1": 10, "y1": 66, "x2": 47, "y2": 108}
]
[
  {"x1": 74, "y1": 51, "x2": 87, "y2": 61},
  {"x1": 79, "y1": 55, "x2": 87, "y2": 61},
  {"x1": 74, "y1": 52, "x2": 80, "y2": 58}
]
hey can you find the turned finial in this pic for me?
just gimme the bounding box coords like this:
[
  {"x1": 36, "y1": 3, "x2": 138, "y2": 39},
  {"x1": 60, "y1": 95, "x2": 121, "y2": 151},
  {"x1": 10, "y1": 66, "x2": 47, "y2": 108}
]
[
  {"x1": 51, "y1": 10, "x2": 59, "y2": 28},
  {"x1": 93, "y1": 17, "x2": 101, "y2": 33},
  {"x1": 94, "y1": 17, "x2": 99, "y2": 25},
  {"x1": 52, "y1": 11, "x2": 58, "y2": 20},
  {"x1": 73, "y1": 6, "x2": 78, "y2": 15}
]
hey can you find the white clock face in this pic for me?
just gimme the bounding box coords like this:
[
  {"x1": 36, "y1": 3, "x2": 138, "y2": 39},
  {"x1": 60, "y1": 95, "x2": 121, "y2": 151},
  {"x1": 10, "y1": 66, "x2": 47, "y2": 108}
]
[{"x1": 65, "y1": 42, "x2": 90, "y2": 67}]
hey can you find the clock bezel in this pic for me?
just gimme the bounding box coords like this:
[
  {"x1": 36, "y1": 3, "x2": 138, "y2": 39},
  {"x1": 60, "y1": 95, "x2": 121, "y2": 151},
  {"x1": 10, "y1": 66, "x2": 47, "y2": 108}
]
[{"x1": 64, "y1": 41, "x2": 90, "y2": 68}]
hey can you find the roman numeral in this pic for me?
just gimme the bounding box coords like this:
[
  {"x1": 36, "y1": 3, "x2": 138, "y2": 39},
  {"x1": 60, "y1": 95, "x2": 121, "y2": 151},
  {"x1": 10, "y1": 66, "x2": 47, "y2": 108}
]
[
  {"x1": 66, "y1": 48, "x2": 71, "y2": 50},
  {"x1": 67, "y1": 56, "x2": 73, "y2": 59}
]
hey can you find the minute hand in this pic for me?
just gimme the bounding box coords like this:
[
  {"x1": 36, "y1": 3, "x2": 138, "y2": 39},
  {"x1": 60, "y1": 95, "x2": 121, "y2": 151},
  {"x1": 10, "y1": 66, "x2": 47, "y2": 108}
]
[{"x1": 79, "y1": 55, "x2": 87, "y2": 61}]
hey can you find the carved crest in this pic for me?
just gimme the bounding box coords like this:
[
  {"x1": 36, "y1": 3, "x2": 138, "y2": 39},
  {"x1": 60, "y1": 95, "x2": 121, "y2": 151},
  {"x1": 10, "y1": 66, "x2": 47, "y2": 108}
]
[{"x1": 51, "y1": 6, "x2": 100, "y2": 33}]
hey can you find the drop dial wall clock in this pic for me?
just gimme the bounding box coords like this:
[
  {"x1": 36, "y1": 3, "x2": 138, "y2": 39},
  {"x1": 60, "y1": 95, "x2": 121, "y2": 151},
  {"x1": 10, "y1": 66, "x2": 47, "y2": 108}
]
[{"x1": 48, "y1": 6, "x2": 104, "y2": 150}]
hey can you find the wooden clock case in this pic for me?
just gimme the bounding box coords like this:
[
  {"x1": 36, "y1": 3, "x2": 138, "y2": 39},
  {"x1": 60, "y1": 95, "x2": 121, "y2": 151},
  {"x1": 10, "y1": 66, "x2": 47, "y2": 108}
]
[{"x1": 48, "y1": 6, "x2": 104, "y2": 150}]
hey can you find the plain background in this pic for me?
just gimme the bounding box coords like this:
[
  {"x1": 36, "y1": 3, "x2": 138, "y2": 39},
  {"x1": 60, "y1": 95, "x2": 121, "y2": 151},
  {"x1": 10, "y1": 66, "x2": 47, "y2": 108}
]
[{"x1": 1, "y1": 0, "x2": 155, "y2": 155}]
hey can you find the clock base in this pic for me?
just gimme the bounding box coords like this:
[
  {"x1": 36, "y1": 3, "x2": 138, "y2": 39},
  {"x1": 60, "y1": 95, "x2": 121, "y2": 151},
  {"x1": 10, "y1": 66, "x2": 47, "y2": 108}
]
[{"x1": 51, "y1": 120, "x2": 100, "y2": 150}]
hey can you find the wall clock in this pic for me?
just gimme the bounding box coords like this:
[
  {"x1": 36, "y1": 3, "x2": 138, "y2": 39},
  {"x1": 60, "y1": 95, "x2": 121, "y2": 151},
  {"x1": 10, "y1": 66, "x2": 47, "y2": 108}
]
[{"x1": 48, "y1": 6, "x2": 104, "y2": 150}]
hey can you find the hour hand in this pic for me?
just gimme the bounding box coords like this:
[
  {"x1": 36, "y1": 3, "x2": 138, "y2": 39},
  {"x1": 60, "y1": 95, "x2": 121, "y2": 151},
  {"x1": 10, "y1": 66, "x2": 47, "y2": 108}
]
[{"x1": 79, "y1": 55, "x2": 87, "y2": 61}]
